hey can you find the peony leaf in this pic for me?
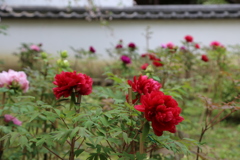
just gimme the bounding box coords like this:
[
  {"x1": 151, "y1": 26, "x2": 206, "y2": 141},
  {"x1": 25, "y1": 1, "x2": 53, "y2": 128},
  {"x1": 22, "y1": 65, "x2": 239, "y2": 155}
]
[{"x1": 142, "y1": 121, "x2": 150, "y2": 141}]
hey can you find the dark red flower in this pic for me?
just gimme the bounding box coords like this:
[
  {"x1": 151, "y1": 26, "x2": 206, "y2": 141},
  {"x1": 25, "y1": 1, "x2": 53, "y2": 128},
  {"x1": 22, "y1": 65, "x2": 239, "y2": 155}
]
[
  {"x1": 152, "y1": 60, "x2": 163, "y2": 67},
  {"x1": 195, "y1": 43, "x2": 200, "y2": 49},
  {"x1": 184, "y1": 35, "x2": 193, "y2": 43},
  {"x1": 121, "y1": 55, "x2": 131, "y2": 64},
  {"x1": 53, "y1": 71, "x2": 93, "y2": 99},
  {"x1": 134, "y1": 91, "x2": 184, "y2": 136},
  {"x1": 128, "y1": 75, "x2": 161, "y2": 95},
  {"x1": 201, "y1": 55, "x2": 209, "y2": 62},
  {"x1": 141, "y1": 53, "x2": 148, "y2": 57},
  {"x1": 115, "y1": 44, "x2": 123, "y2": 49},
  {"x1": 141, "y1": 63, "x2": 149, "y2": 70},
  {"x1": 89, "y1": 46, "x2": 96, "y2": 53},
  {"x1": 148, "y1": 54, "x2": 157, "y2": 60},
  {"x1": 128, "y1": 42, "x2": 136, "y2": 51}
]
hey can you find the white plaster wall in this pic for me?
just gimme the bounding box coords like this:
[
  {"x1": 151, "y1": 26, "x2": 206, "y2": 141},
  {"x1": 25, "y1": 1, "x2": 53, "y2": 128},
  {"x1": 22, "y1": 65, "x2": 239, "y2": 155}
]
[
  {"x1": 0, "y1": 0, "x2": 134, "y2": 7},
  {"x1": 1, "y1": 19, "x2": 240, "y2": 60}
]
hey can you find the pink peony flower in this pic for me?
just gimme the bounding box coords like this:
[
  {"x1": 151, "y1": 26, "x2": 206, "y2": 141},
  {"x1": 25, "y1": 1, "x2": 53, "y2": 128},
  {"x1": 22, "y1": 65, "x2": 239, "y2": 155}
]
[
  {"x1": 12, "y1": 118, "x2": 22, "y2": 126},
  {"x1": 0, "y1": 70, "x2": 29, "y2": 92},
  {"x1": 0, "y1": 71, "x2": 10, "y2": 88},
  {"x1": 4, "y1": 114, "x2": 22, "y2": 126},
  {"x1": 4, "y1": 114, "x2": 15, "y2": 122},
  {"x1": 161, "y1": 44, "x2": 167, "y2": 48},
  {"x1": 8, "y1": 70, "x2": 29, "y2": 92},
  {"x1": 166, "y1": 42, "x2": 175, "y2": 49},
  {"x1": 30, "y1": 45, "x2": 40, "y2": 52},
  {"x1": 210, "y1": 41, "x2": 221, "y2": 47},
  {"x1": 180, "y1": 46, "x2": 187, "y2": 51}
]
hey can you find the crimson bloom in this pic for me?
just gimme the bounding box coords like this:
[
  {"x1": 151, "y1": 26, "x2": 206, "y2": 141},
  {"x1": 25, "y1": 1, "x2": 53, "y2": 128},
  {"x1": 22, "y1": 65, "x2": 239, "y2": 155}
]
[
  {"x1": 128, "y1": 42, "x2": 136, "y2": 51},
  {"x1": 184, "y1": 35, "x2": 193, "y2": 43},
  {"x1": 135, "y1": 91, "x2": 184, "y2": 136},
  {"x1": 210, "y1": 41, "x2": 221, "y2": 47},
  {"x1": 121, "y1": 55, "x2": 131, "y2": 64},
  {"x1": 195, "y1": 43, "x2": 200, "y2": 49},
  {"x1": 115, "y1": 44, "x2": 123, "y2": 49},
  {"x1": 153, "y1": 58, "x2": 163, "y2": 67},
  {"x1": 89, "y1": 46, "x2": 96, "y2": 53},
  {"x1": 53, "y1": 71, "x2": 93, "y2": 99},
  {"x1": 128, "y1": 75, "x2": 161, "y2": 95},
  {"x1": 141, "y1": 63, "x2": 149, "y2": 70},
  {"x1": 201, "y1": 55, "x2": 209, "y2": 62}
]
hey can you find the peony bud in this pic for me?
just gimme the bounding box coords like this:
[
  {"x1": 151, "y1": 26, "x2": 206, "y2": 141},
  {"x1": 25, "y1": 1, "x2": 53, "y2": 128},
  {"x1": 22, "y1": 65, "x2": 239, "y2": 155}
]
[
  {"x1": 60, "y1": 50, "x2": 68, "y2": 59},
  {"x1": 41, "y1": 52, "x2": 48, "y2": 59}
]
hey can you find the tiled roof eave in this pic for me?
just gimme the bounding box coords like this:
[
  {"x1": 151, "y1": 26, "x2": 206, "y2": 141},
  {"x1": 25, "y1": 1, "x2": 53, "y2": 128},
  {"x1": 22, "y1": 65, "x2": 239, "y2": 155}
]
[{"x1": 1, "y1": 4, "x2": 240, "y2": 19}]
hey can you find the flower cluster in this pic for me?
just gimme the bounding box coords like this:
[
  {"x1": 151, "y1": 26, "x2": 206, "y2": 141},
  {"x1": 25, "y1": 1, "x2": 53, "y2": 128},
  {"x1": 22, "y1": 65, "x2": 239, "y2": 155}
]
[
  {"x1": 53, "y1": 71, "x2": 93, "y2": 99},
  {"x1": 0, "y1": 69, "x2": 29, "y2": 92},
  {"x1": 141, "y1": 53, "x2": 163, "y2": 68},
  {"x1": 128, "y1": 75, "x2": 184, "y2": 136},
  {"x1": 4, "y1": 114, "x2": 22, "y2": 126}
]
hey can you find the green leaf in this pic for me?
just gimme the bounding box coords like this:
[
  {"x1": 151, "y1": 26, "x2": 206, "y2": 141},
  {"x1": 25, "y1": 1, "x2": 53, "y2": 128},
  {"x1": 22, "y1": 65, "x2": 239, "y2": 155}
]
[
  {"x1": 122, "y1": 132, "x2": 131, "y2": 144},
  {"x1": 70, "y1": 127, "x2": 80, "y2": 139},
  {"x1": 142, "y1": 121, "x2": 150, "y2": 141},
  {"x1": 28, "y1": 112, "x2": 39, "y2": 122},
  {"x1": 152, "y1": 76, "x2": 161, "y2": 82},
  {"x1": 75, "y1": 149, "x2": 84, "y2": 157},
  {"x1": 36, "y1": 138, "x2": 46, "y2": 147},
  {"x1": 0, "y1": 87, "x2": 9, "y2": 92},
  {"x1": 99, "y1": 116, "x2": 109, "y2": 127}
]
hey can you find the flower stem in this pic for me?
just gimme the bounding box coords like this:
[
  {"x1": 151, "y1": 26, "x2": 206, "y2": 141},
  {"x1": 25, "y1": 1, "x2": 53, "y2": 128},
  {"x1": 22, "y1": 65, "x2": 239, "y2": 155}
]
[
  {"x1": 69, "y1": 93, "x2": 82, "y2": 160},
  {"x1": 139, "y1": 114, "x2": 144, "y2": 154}
]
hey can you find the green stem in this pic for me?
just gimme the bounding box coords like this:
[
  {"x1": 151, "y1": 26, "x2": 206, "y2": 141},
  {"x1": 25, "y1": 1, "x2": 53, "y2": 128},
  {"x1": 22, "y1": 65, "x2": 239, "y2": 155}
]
[{"x1": 69, "y1": 93, "x2": 82, "y2": 160}]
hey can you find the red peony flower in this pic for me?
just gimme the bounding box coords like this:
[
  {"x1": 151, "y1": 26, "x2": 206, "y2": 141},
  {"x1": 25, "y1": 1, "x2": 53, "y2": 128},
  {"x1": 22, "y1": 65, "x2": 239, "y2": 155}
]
[
  {"x1": 53, "y1": 71, "x2": 93, "y2": 99},
  {"x1": 141, "y1": 63, "x2": 149, "y2": 70},
  {"x1": 121, "y1": 55, "x2": 131, "y2": 64},
  {"x1": 210, "y1": 41, "x2": 221, "y2": 47},
  {"x1": 128, "y1": 75, "x2": 161, "y2": 95},
  {"x1": 152, "y1": 60, "x2": 163, "y2": 67},
  {"x1": 89, "y1": 46, "x2": 96, "y2": 53},
  {"x1": 141, "y1": 53, "x2": 148, "y2": 57},
  {"x1": 201, "y1": 55, "x2": 209, "y2": 62},
  {"x1": 184, "y1": 35, "x2": 193, "y2": 43},
  {"x1": 115, "y1": 44, "x2": 123, "y2": 49},
  {"x1": 134, "y1": 91, "x2": 184, "y2": 136},
  {"x1": 195, "y1": 43, "x2": 200, "y2": 49},
  {"x1": 148, "y1": 54, "x2": 157, "y2": 60},
  {"x1": 128, "y1": 42, "x2": 136, "y2": 51}
]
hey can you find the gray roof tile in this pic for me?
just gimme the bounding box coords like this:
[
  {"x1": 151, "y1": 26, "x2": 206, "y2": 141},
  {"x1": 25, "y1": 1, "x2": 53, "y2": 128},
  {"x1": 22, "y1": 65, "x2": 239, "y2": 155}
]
[{"x1": 1, "y1": 4, "x2": 240, "y2": 19}]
